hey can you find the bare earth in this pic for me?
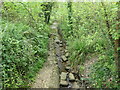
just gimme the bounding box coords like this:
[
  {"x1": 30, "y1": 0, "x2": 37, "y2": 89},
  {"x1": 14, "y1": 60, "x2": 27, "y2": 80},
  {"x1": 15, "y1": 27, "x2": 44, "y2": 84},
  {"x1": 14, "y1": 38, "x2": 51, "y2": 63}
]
[
  {"x1": 32, "y1": 37, "x2": 59, "y2": 88},
  {"x1": 83, "y1": 55, "x2": 98, "y2": 78}
]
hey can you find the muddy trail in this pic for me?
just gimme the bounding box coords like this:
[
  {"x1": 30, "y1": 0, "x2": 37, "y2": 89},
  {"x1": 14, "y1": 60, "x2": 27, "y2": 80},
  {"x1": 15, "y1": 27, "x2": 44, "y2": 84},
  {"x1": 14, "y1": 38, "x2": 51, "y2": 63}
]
[{"x1": 32, "y1": 22, "x2": 89, "y2": 89}]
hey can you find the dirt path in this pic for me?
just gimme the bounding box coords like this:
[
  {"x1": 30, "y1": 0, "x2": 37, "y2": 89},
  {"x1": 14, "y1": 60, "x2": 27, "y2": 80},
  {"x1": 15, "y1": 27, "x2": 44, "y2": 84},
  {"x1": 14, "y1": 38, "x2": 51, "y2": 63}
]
[
  {"x1": 79, "y1": 54, "x2": 98, "y2": 88},
  {"x1": 32, "y1": 23, "x2": 59, "y2": 88},
  {"x1": 83, "y1": 56, "x2": 98, "y2": 78}
]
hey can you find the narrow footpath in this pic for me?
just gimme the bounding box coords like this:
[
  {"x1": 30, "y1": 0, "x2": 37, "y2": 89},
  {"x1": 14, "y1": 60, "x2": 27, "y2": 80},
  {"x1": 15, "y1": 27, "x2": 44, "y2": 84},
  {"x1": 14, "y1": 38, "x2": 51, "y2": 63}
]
[{"x1": 32, "y1": 22, "x2": 59, "y2": 88}]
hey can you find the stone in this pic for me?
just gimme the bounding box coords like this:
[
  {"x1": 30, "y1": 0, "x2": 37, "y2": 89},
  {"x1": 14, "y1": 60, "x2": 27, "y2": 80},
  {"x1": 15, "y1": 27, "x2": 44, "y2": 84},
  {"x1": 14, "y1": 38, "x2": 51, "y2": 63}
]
[
  {"x1": 69, "y1": 73, "x2": 75, "y2": 81},
  {"x1": 60, "y1": 72, "x2": 67, "y2": 80},
  {"x1": 72, "y1": 82, "x2": 79, "y2": 88},
  {"x1": 65, "y1": 50, "x2": 68, "y2": 53},
  {"x1": 60, "y1": 41, "x2": 63, "y2": 44},
  {"x1": 59, "y1": 44, "x2": 63, "y2": 47},
  {"x1": 61, "y1": 55, "x2": 67, "y2": 62},
  {"x1": 65, "y1": 53, "x2": 69, "y2": 57},
  {"x1": 75, "y1": 79, "x2": 79, "y2": 82},
  {"x1": 60, "y1": 80, "x2": 68, "y2": 86},
  {"x1": 55, "y1": 39, "x2": 60, "y2": 44},
  {"x1": 71, "y1": 70, "x2": 77, "y2": 74},
  {"x1": 65, "y1": 66, "x2": 71, "y2": 71}
]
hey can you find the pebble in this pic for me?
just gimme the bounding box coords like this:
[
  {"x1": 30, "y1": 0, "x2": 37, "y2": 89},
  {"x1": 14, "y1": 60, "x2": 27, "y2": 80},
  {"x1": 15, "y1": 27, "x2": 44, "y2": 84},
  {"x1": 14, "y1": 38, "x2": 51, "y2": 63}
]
[
  {"x1": 65, "y1": 50, "x2": 68, "y2": 53},
  {"x1": 59, "y1": 44, "x2": 63, "y2": 47},
  {"x1": 61, "y1": 55, "x2": 67, "y2": 62},
  {"x1": 55, "y1": 39, "x2": 60, "y2": 44},
  {"x1": 69, "y1": 73, "x2": 75, "y2": 81},
  {"x1": 72, "y1": 82, "x2": 79, "y2": 88},
  {"x1": 60, "y1": 72, "x2": 67, "y2": 80},
  {"x1": 60, "y1": 41, "x2": 63, "y2": 44},
  {"x1": 65, "y1": 53, "x2": 69, "y2": 57},
  {"x1": 65, "y1": 66, "x2": 71, "y2": 71},
  {"x1": 60, "y1": 80, "x2": 68, "y2": 86}
]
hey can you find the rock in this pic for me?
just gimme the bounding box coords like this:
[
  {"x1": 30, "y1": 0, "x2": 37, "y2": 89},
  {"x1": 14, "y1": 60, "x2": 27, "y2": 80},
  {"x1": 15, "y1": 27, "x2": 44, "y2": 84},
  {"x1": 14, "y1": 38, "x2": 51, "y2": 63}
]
[
  {"x1": 61, "y1": 51, "x2": 64, "y2": 54},
  {"x1": 65, "y1": 66, "x2": 71, "y2": 71},
  {"x1": 69, "y1": 73, "x2": 75, "y2": 81},
  {"x1": 72, "y1": 82, "x2": 79, "y2": 88},
  {"x1": 55, "y1": 39, "x2": 60, "y2": 44},
  {"x1": 59, "y1": 44, "x2": 63, "y2": 47},
  {"x1": 60, "y1": 80, "x2": 68, "y2": 86},
  {"x1": 65, "y1": 50, "x2": 68, "y2": 53},
  {"x1": 71, "y1": 70, "x2": 78, "y2": 74},
  {"x1": 75, "y1": 79, "x2": 79, "y2": 82},
  {"x1": 60, "y1": 72, "x2": 67, "y2": 80},
  {"x1": 65, "y1": 53, "x2": 69, "y2": 57},
  {"x1": 60, "y1": 41, "x2": 63, "y2": 44},
  {"x1": 61, "y1": 55, "x2": 67, "y2": 62},
  {"x1": 68, "y1": 83, "x2": 72, "y2": 88}
]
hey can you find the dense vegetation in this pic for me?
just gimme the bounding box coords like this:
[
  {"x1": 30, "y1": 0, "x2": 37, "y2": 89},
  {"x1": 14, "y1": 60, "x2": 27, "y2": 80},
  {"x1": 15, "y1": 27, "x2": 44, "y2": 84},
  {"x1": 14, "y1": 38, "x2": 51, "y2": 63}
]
[
  {"x1": 52, "y1": 2, "x2": 120, "y2": 88},
  {"x1": 1, "y1": 2, "x2": 50, "y2": 88},
  {"x1": 1, "y1": 1, "x2": 120, "y2": 88}
]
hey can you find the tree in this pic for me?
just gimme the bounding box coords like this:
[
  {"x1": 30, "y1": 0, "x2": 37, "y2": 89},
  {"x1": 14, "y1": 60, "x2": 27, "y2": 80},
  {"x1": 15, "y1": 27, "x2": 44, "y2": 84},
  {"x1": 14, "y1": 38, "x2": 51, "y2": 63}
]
[
  {"x1": 114, "y1": 1, "x2": 120, "y2": 82},
  {"x1": 67, "y1": 0, "x2": 73, "y2": 35},
  {"x1": 101, "y1": 2, "x2": 113, "y2": 45},
  {"x1": 41, "y1": 2, "x2": 54, "y2": 24}
]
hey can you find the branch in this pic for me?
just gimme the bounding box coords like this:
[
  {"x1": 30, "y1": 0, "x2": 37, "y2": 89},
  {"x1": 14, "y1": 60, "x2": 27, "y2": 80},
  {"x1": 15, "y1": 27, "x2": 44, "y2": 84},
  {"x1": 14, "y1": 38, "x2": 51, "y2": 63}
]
[{"x1": 19, "y1": 2, "x2": 36, "y2": 23}]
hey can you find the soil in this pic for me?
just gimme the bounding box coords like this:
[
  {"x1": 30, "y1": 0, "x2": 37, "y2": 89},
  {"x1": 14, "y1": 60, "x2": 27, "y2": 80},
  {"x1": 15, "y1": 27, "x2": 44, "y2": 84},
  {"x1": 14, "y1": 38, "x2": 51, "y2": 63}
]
[
  {"x1": 31, "y1": 23, "x2": 60, "y2": 88},
  {"x1": 83, "y1": 55, "x2": 98, "y2": 78}
]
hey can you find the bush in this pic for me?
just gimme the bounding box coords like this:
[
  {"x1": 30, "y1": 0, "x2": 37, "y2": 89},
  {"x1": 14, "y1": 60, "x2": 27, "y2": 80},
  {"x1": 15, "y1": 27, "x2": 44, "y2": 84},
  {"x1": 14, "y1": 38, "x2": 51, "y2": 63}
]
[
  {"x1": 90, "y1": 52, "x2": 119, "y2": 88},
  {"x1": 2, "y1": 20, "x2": 48, "y2": 88}
]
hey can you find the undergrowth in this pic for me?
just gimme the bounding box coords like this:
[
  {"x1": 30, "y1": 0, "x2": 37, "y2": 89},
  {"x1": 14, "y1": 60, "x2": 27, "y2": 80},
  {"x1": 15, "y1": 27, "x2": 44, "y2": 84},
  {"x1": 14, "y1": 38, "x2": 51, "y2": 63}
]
[{"x1": 2, "y1": 19, "x2": 48, "y2": 88}]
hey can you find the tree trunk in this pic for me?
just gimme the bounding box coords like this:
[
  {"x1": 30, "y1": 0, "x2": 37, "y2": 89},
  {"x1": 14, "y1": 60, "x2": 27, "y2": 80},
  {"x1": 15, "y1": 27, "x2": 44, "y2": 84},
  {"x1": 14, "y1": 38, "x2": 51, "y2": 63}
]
[
  {"x1": 41, "y1": 2, "x2": 53, "y2": 24},
  {"x1": 67, "y1": 1, "x2": 73, "y2": 35},
  {"x1": 101, "y1": 2, "x2": 114, "y2": 45},
  {"x1": 114, "y1": 1, "x2": 120, "y2": 82}
]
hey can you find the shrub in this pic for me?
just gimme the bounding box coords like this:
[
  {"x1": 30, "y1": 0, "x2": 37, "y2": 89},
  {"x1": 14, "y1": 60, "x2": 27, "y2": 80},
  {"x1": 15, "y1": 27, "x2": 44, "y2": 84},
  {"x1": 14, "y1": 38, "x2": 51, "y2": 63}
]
[{"x1": 2, "y1": 20, "x2": 48, "y2": 88}]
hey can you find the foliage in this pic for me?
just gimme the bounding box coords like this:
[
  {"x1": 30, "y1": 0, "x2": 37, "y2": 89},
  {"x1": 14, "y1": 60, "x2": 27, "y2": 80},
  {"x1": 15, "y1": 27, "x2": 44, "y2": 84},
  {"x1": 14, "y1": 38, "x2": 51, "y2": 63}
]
[
  {"x1": 90, "y1": 52, "x2": 120, "y2": 88},
  {"x1": 2, "y1": 19, "x2": 48, "y2": 88},
  {"x1": 1, "y1": 2, "x2": 49, "y2": 88},
  {"x1": 1, "y1": 2, "x2": 119, "y2": 88},
  {"x1": 51, "y1": 2, "x2": 119, "y2": 88}
]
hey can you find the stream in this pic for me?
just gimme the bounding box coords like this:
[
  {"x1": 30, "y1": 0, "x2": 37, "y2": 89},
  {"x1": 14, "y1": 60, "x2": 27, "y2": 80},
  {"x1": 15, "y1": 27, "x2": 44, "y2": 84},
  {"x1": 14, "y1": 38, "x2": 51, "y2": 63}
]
[{"x1": 51, "y1": 22, "x2": 88, "y2": 89}]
